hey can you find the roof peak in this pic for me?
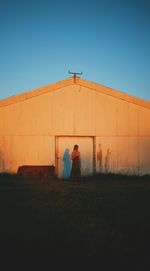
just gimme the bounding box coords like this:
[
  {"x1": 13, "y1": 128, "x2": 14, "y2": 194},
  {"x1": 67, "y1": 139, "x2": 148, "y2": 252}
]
[{"x1": 0, "y1": 77, "x2": 150, "y2": 109}]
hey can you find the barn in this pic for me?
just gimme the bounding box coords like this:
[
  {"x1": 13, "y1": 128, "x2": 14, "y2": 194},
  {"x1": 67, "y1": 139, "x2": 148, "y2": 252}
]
[{"x1": 0, "y1": 76, "x2": 150, "y2": 177}]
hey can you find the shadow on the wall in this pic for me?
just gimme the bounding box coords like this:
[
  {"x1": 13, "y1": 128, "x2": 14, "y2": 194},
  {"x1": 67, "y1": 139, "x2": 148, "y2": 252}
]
[{"x1": 0, "y1": 149, "x2": 5, "y2": 172}]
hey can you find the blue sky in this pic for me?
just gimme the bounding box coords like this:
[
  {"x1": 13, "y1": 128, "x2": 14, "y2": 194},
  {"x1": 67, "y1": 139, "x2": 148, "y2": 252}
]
[{"x1": 0, "y1": 0, "x2": 150, "y2": 100}]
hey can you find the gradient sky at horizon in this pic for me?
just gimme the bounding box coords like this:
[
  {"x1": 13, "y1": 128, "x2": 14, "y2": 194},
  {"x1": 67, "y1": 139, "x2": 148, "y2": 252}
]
[{"x1": 0, "y1": 0, "x2": 150, "y2": 100}]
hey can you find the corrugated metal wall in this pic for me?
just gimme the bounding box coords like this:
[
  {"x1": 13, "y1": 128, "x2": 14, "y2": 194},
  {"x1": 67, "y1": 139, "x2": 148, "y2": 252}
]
[{"x1": 0, "y1": 84, "x2": 150, "y2": 175}]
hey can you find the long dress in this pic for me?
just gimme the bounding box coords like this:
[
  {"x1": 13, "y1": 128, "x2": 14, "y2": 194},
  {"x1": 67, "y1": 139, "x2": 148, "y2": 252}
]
[
  {"x1": 71, "y1": 150, "x2": 81, "y2": 179},
  {"x1": 62, "y1": 149, "x2": 72, "y2": 179}
]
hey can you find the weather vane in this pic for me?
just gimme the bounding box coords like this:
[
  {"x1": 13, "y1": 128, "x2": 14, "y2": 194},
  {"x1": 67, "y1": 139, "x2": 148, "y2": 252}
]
[{"x1": 68, "y1": 70, "x2": 82, "y2": 83}]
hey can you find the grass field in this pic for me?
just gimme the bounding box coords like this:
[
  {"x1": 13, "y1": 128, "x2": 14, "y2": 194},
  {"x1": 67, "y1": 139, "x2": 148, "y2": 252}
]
[{"x1": 0, "y1": 173, "x2": 150, "y2": 268}]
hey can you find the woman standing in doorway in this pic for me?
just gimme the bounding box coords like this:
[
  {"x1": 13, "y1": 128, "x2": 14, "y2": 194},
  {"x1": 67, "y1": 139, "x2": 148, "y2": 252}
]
[{"x1": 71, "y1": 144, "x2": 81, "y2": 181}]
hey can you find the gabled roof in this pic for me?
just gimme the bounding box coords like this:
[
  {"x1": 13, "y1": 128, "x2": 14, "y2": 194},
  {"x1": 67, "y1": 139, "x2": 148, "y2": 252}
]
[{"x1": 0, "y1": 77, "x2": 150, "y2": 109}]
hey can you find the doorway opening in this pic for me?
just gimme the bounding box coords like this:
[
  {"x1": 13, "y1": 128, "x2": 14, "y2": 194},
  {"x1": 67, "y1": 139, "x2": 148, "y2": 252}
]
[{"x1": 55, "y1": 136, "x2": 95, "y2": 178}]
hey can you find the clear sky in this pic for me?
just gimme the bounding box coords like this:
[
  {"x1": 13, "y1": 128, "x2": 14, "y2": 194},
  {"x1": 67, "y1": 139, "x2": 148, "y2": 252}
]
[{"x1": 0, "y1": 0, "x2": 150, "y2": 100}]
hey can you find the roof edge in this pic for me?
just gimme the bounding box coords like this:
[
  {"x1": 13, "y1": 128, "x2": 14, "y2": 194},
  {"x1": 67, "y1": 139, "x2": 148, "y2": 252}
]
[
  {"x1": 0, "y1": 77, "x2": 74, "y2": 107},
  {"x1": 0, "y1": 77, "x2": 150, "y2": 109},
  {"x1": 76, "y1": 77, "x2": 150, "y2": 109}
]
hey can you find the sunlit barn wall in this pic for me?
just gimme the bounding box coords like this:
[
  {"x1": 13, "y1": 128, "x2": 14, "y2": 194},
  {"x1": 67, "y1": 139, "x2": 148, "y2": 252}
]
[{"x1": 0, "y1": 78, "x2": 149, "y2": 175}]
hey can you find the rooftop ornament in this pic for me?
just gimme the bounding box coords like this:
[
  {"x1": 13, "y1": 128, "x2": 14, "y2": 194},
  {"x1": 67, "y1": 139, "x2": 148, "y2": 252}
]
[{"x1": 68, "y1": 70, "x2": 82, "y2": 83}]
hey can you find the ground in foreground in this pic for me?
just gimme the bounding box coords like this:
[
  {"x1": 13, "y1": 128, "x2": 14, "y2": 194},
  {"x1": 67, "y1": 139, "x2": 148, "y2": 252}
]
[{"x1": 0, "y1": 173, "x2": 149, "y2": 268}]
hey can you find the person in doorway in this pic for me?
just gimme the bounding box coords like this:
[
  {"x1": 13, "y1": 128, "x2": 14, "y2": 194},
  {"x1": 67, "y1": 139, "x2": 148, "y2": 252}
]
[
  {"x1": 62, "y1": 148, "x2": 71, "y2": 179},
  {"x1": 71, "y1": 144, "x2": 81, "y2": 181}
]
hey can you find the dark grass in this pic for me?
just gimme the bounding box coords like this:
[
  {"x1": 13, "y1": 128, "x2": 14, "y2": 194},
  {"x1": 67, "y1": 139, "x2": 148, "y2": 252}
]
[{"x1": 0, "y1": 172, "x2": 150, "y2": 269}]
